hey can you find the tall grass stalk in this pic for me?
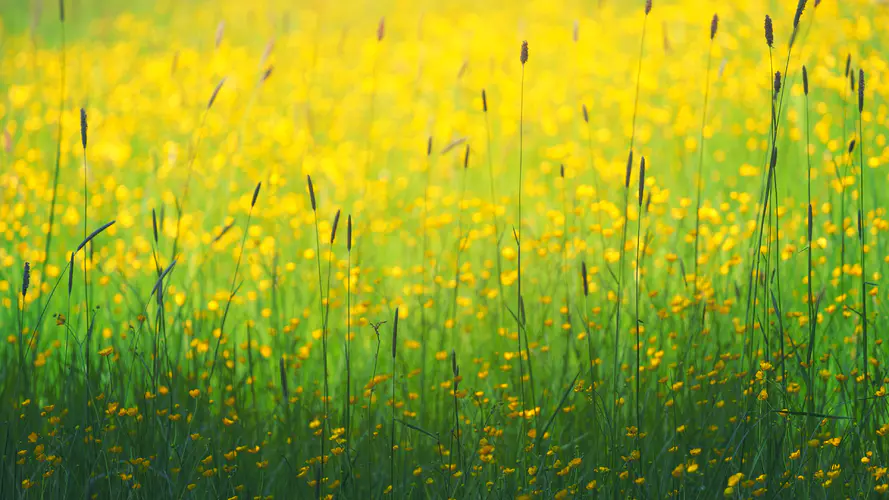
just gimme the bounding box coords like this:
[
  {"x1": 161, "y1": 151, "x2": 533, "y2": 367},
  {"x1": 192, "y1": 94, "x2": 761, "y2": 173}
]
[
  {"x1": 634, "y1": 157, "x2": 646, "y2": 476},
  {"x1": 344, "y1": 214, "x2": 354, "y2": 482},
  {"x1": 614, "y1": 3, "x2": 650, "y2": 477},
  {"x1": 419, "y1": 137, "x2": 433, "y2": 405},
  {"x1": 79, "y1": 109, "x2": 91, "y2": 389},
  {"x1": 481, "y1": 90, "x2": 506, "y2": 324},
  {"x1": 448, "y1": 145, "x2": 470, "y2": 349},
  {"x1": 173, "y1": 77, "x2": 226, "y2": 257},
  {"x1": 390, "y1": 308, "x2": 399, "y2": 495},
  {"x1": 856, "y1": 69, "x2": 868, "y2": 434},
  {"x1": 306, "y1": 174, "x2": 329, "y2": 485},
  {"x1": 43, "y1": 0, "x2": 67, "y2": 269},
  {"x1": 692, "y1": 15, "x2": 717, "y2": 301},
  {"x1": 516, "y1": 41, "x2": 529, "y2": 460},
  {"x1": 802, "y1": 65, "x2": 817, "y2": 445}
]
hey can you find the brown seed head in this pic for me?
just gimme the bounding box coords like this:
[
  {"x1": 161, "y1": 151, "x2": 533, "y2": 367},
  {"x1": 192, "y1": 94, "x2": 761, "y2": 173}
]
[
  {"x1": 764, "y1": 15, "x2": 774, "y2": 48},
  {"x1": 80, "y1": 108, "x2": 88, "y2": 149},
  {"x1": 520, "y1": 41, "x2": 528, "y2": 65}
]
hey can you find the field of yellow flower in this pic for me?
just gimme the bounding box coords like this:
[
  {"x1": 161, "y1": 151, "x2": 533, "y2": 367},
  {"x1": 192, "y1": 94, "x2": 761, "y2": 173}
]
[{"x1": 2, "y1": 0, "x2": 889, "y2": 497}]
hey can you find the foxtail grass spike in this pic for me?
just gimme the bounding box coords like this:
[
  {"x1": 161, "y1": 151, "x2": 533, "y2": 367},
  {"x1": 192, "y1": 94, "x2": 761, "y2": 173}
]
[
  {"x1": 80, "y1": 108, "x2": 87, "y2": 149},
  {"x1": 261, "y1": 66, "x2": 273, "y2": 82},
  {"x1": 582, "y1": 104, "x2": 589, "y2": 123},
  {"x1": 710, "y1": 14, "x2": 718, "y2": 40},
  {"x1": 560, "y1": 164, "x2": 565, "y2": 178},
  {"x1": 802, "y1": 65, "x2": 809, "y2": 96},
  {"x1": 207, "y1": 78, "x2": 226, "y2": 110},
  {"x1": 794, "y1": 0, "x2": 808, "y2": 29},
  {"x1": 347, "y1": 215, "x2": 353, "y2": 251},
  {"x1": 279, "y1": 357, "x2": 289, "y2": 400},
  {"x1": 59, "y1": 0, "x2": 65, "y2": 21},
  {"x1": 849, "y1": 139, "x2": 856, "y2": 154},
  {"x1": 845, "y1": 54, "x2": 851, "y2": 77},
  {"x1": 625, "y1": 150, "x2": 633, "y2": 188},
  {"x1": 22, "y1": 262, "x2": 30, "y2": 298},
  {"x1": 859, "y1": 69, "x2": 865, "y2": 112},
  {"x1": 152, "y1": 209, "x2": 159, "y2": 243},
  {"x1": 330, "y1": 209, "x2": 341, "y2": 244},
  {"x1": 850, "y1": 71, "x2": 855, "y2": 93},
  {"x1": 481, "y1": 90, "x2": 487, "y2": 113},
  {"x1": 76, "y1": 220, "x2": 116, "y2": 253},
  {"x1": 645, "y1": 0, "x2": 652, "y2": 15},
  {"x1": 764, "y1": 15, "x2": 774, "y2": 48},
  {"x1": 451, "y1": 350, "x2": 458, "y2": 376},
  {"x1": 774, "y1": 71, "x2": 782, "y2": 96},
  {"x1": 307, "y1": 175, "x2": 316, "y2": 211},
  {"x1": 638, "y1": 157, "x2": 646, "y2": 206},
  {"x1": 392, "y1": 308, "x2": 399, "y2": 359},
  {"x1": 520, "y1": 41, "x2": 528, "y2": 64},
  {"x1": 251, "y1": 182, "x2": 262, "y2": 208},
  {"x1": 463, "y1": 144, "x2": 470, "y2": 169},
  {"x1": 377, "y1": 17, "x2": 385, "y2": 41},
  {"x1": 427, "y1": 136, "x2": 433, "y2": 156},
  {"x1": 581, "y1": 261, "x2": 589, "y2": 297},
  {"x1": 770, "y1": 147, "x2": 778, "y2": 171}
]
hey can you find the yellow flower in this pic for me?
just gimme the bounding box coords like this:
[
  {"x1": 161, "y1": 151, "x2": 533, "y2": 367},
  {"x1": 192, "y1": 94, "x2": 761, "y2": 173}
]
[{"x1": 98, "y1": 346, "x2": 114, "y2": 357}]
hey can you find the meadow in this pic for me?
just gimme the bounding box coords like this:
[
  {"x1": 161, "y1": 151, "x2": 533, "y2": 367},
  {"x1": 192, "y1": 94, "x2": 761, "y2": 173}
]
[{"x1": 1, "y1": 0, "x2": 888, "y2": 497}]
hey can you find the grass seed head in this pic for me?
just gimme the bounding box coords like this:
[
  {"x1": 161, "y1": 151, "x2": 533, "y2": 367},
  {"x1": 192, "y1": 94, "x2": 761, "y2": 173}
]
[
  {"x1": 582, "y1": 104, "x2": 589, "y2": 123},
  {"x1": 859, "y1": 69, "x2": 865, "y2": 112},
  {"x1": 794, "y1": 0, "x2": 808, "y2": 29},
  {"x1": 520, "y1": 41, "x2": 528, "y2": 65},
  {"x1": 645, "y1": 0, "x2": 652, "y2": 15},
  {"x1": 152, "y1": 209, "x2": 159, "y2": 243},
  {"x1": 848, "y1": 139, "x2": 856, "y2": 155},
  {"x1": 710, "y1": 14, "x2": 718, "y2": 40},
  {"x1": 481, "y1": 89, "x2": 487, "y2": 112},
  {"x1": 581, "y1": 261, "x2": 589, "y2": 297},
  {"x1": 845, "y1": 54, "x2": 851, "y2": 77},
  {"x1": 377, "y1": 17, "x2": 385, "y2": 42},
  {"x1": 279, "y1": 357, "x2": 289, "y2": 400},
  {"x1": 261, "y1": 66, "x2": 273, "y2": 82},
  {"x1": 80, "y1": 108, "x2": 87, "y2": 149},
  {"x1": 347, "y1": 215, "x2": 353, "y2": 251},
  {"x1": 59, "y1": 0, "x2": 64, "y2": 22},
  {"x1": 764, "y1": 15, "x2": 774, "y2": 48},
  {"x1": 207, "y1": 78, "x2": 226, "y2": 110},
  {"x1": 773, "y1": 71, "x2": 782, "y2": 96},
  {"x1": 22, "y1": 261, "x2": 30, "y2": 298},
  {"x1": 251, "y1": 181, "x2": 262, "y2": 208},
  {"x1": 802, "y1": 65, "x2": 808, "y2": 95},
  {"x1": 638, "y1": 157, "x2": 646, "y2": 206},
  {"x1": 625, "y1": 150, "x2": 633, "y2": 189},
  {"x1": 330, "y1": 209, "x2": 341, "y2": 245},
  {"x1": 307, "y1": 175, "x2": 317, "y2": 211}
]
